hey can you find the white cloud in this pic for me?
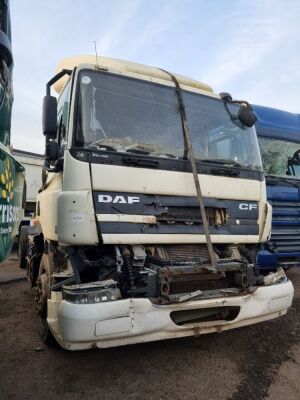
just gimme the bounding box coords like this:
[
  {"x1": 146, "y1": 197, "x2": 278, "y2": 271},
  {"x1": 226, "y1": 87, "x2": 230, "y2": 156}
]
[
  {"x1": 201, "y1": 10, "x2": 284, "y2": 89},
  {"x1": 7, "y1": 0, "x2": 300, "y2": 152},
  {"x1": 125, "y1": 2, "x2": 184, "y2": 57},
  {"x1": 97, "y1": 0, "x2": 141, "y2": 55}
]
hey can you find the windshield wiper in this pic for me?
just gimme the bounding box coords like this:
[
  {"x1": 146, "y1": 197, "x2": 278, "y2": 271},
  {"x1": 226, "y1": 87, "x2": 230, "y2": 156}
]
[
  {"x1": 94, "y1": 144, "x2": 115, "y2": 151},
  {"x1": 89, "y1": 139, "x2": 180, "y2": 159},
  {"x1": 126, "y1": 148, "x2": 150, "y2": 155},
  {"x1": 125, "y1": 146, "x2": 179, "y2": 159},
  {"x1": 266, "y1": 174, "x2": 300, "y2": 187},
  {"x1": 199, "y1": 158, "x2": 242, "y2": 167},
  {"x1": 87, "y1": 141, "x2": 116, "y2": 151}
]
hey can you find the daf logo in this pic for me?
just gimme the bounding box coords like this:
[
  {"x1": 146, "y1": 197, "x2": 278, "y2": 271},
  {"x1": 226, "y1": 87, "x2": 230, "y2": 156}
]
[
  {"x1": 239, "y1": 203, "x2": 258, "y2": 211},
  {"x1": 98, "y1": 194, "x2": 140, "y2": 204}
]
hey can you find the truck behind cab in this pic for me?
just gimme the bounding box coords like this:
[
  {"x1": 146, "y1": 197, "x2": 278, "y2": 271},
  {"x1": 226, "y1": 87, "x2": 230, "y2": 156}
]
[
  {"x1": 12, "y1": 149, "x2": 43, "y2": 222},
  {"x1": 21, "y1": 56, "x2": 293, "y2": 350},
  {"x1": 254, "y1": 105, "x2": 300, "y2": 271}
]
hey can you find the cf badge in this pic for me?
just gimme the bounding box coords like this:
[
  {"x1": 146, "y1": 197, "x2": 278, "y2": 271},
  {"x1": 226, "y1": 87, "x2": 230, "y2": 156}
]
[{"x1": 239, "y1": 203, "x2": 258, "y2": 211}]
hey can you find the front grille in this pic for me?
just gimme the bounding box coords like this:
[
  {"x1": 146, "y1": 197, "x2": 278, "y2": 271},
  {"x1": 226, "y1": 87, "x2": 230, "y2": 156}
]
[
  {"x1": 159, "y1": 244, "x2": 210, "y2": 265},
  {"x1": 156, "y1": 207, "x2": 228, "y2": 226},
  {"x1": 151, "y1": 244, "x2": 224, "y2": 293},
  {"x1": 269, "y1": 199, "x2": 300, "y2": 252}
]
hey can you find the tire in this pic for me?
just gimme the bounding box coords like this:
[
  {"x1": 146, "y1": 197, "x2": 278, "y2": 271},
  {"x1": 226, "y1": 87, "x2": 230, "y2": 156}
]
[
  {"x1": 18, "y1": 225, "x2": 29, "y2": 269},
  {"x1": 36, "y1": 254, "x2": 58, "y2": 347},
  {"x1": 38, "y1": 316, "x2": 57, "y2": 346}
]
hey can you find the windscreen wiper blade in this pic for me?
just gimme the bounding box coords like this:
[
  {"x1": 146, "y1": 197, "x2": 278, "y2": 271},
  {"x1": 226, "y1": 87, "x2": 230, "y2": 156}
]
[
  {"x1": 200, "y1": 158, "x2": 242, "y2": 167},
  {"x1": 125, "y1": 147, "x2": 179, "y2": 159},
  {"x1": 89, "y1": 140, "x2": 156, "y2": 155},
  {"x1": 266, "y1": 174, "x2": 300, "y2": 187},
  {"x1": 88, "y1": 142, "x2": 116, "y2": 151},
  {"x1": 126, "y1": 148, "x2": 150, "y2": 155}
]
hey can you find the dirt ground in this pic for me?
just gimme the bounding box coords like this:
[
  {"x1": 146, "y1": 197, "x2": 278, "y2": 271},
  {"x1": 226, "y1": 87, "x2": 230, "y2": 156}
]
[{"x1": 0, "y1": 254, "x2": 299, "y2": 400}]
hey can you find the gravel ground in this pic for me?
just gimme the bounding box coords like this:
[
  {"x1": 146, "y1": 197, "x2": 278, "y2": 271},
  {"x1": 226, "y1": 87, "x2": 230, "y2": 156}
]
[{"x1": 0, "y1": 255, "x2": 299, "y2": 400}]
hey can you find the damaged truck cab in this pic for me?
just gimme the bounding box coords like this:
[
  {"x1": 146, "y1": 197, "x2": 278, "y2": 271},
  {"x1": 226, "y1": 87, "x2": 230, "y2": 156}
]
[{"x1": 24, "y1": 56, "x2": 293, "y2": 350}]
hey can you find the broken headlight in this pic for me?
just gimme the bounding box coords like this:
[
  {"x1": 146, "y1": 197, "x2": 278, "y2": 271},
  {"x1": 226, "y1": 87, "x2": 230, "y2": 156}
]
[{"x1": 62, "y1": 280, "x2": 121, "y2": 304}]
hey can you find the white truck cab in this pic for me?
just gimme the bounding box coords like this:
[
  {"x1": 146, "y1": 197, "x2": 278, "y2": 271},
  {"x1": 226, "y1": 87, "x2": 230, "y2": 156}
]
[{"x1": 23, "y1": 56, "x2": 293, "y2": 350}]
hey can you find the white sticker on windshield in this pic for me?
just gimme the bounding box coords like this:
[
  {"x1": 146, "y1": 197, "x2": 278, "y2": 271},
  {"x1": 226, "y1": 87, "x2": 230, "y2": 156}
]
[{"x1": 81, "y1": 76, "x2": 91, "y2": 85}]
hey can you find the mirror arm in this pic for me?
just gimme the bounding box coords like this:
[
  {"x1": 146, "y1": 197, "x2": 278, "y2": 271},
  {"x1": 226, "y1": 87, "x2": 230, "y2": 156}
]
[
  {"x1": 219, "y1": 93, "x2": 257, "y2": 127},
  {"x1": 43, "y1": 165, "x2": 61, "y2": 173},
  {"x1": 219, "y1": 93, "x2": 254, "y2": 111},
  {"x1": 43, "y1": 158, "x2": 63, "y2": 173},
  {"x1": 46, "y1": 69, "x2": 72, "y2": 95}
]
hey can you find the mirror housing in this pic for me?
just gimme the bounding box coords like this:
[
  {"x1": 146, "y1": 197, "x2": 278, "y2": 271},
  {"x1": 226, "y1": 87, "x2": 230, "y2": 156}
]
[
  {"x1": 45, "y1": 141, "x2": 59, "y2": 162},
  {"x1": 43, "y1": 95, "x2": 57, "y2": 138},
  {"x1": 219, "y1": 93, "x2": 257, "y2": 128},
  {"x1": 287, "y1": 150, "x2": 300, "y2": 176},
  {"x1": 238, "y1": 106, "x2": 257, "y2": 127}
]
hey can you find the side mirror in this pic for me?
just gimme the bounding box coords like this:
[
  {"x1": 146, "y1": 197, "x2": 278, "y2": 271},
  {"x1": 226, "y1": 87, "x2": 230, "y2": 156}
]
[
  {"x1": 238, "y1": 106, "x2": 257, "y2": 127},
  {"x1": 287, "y1": 151, "x2": 300, "y2": 176},
  {"x1": 43, "y1": 95, "x2": 57, "y2": 138},
  {"x1": 45, "y1": 141, "x2": 59, "y2": 161}
]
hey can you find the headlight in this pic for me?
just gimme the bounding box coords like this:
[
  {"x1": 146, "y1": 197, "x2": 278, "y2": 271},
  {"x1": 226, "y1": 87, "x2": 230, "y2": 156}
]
[{"x1": 62, "y1": 280, "x2": 121, "y2": 304}]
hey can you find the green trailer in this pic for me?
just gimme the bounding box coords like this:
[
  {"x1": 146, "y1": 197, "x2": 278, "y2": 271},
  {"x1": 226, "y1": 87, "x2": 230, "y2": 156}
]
[{"x1": 0, "y1": 0, "x2": 24, "y2": 262}]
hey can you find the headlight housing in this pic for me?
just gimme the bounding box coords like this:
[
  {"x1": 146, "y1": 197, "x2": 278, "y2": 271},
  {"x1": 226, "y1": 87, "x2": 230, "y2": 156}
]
[{"x1": 62, "y1": 280, "x2": 121, "y2": 304}]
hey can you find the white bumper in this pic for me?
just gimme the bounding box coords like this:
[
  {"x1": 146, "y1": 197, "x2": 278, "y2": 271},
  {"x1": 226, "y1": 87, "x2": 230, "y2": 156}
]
[{"x1": 47, "y1": 280, "x2": 294, "y2": 350}]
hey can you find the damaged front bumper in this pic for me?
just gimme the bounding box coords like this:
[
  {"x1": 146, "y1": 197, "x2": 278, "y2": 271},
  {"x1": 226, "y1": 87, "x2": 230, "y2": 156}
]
[{"x1": 47, "y1": 277, "x2": 294, "y2": 351}]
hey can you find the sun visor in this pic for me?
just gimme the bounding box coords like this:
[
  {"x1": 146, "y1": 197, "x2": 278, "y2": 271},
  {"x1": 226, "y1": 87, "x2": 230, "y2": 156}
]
[{"x1": 54, "y1": 55, "x2": 214, "y2": 94}]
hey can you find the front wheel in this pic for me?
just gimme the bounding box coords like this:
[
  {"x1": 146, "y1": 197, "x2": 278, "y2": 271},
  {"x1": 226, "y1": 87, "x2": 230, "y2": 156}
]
[
  {"x1": 18, "y1": 225, "x2": 29, "y2": 269},
  {"x1": 35, "y1": 254, "x2": 57, "y2": 346},
  {"x1": 38, "y1": 316, "x2": 56, "y2": 346}
]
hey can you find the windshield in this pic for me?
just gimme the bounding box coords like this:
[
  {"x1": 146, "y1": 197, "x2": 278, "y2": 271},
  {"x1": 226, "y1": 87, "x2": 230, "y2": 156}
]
[
  {"x1": 75, "y1": 70, "x2": 262, "y2": 170},
  {"x1": 258, "y1": 137, "x2": 300, "y2": 176}
]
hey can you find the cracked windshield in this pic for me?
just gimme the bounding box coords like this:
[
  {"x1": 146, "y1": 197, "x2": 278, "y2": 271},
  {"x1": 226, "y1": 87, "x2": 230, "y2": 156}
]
[
  {"x1": 258, "y1": 137, "x2": 300, "y2": 176},
  {"x1": 76, "y1": 70, "x2": 262, "y2": 170}
]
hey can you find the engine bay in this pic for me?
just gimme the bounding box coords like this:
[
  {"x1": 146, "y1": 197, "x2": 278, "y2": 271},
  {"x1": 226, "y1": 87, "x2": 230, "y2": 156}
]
[{"x1": 38, "y1": 242, "x2": 266, "y2": 305}]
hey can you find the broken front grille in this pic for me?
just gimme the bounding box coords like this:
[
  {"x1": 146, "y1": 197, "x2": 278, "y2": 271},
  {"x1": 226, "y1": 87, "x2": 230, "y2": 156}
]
[{"x1": 156, "y1": 206, "x2": 228, "y2": 226}]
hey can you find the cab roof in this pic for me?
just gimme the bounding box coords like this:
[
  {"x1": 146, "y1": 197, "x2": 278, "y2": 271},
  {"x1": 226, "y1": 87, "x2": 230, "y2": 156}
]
[
  {"x1": 54, "y1": 55, "x2": 214, "y2": 95},
  {"x1": 253, "y1": 104, "x2": 300, "y2": 143}
]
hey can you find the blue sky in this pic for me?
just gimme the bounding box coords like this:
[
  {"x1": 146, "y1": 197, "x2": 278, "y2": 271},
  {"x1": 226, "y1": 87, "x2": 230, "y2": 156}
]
[{"x1": 10, "y1": 0, "x2": 300, "y2": 153}]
